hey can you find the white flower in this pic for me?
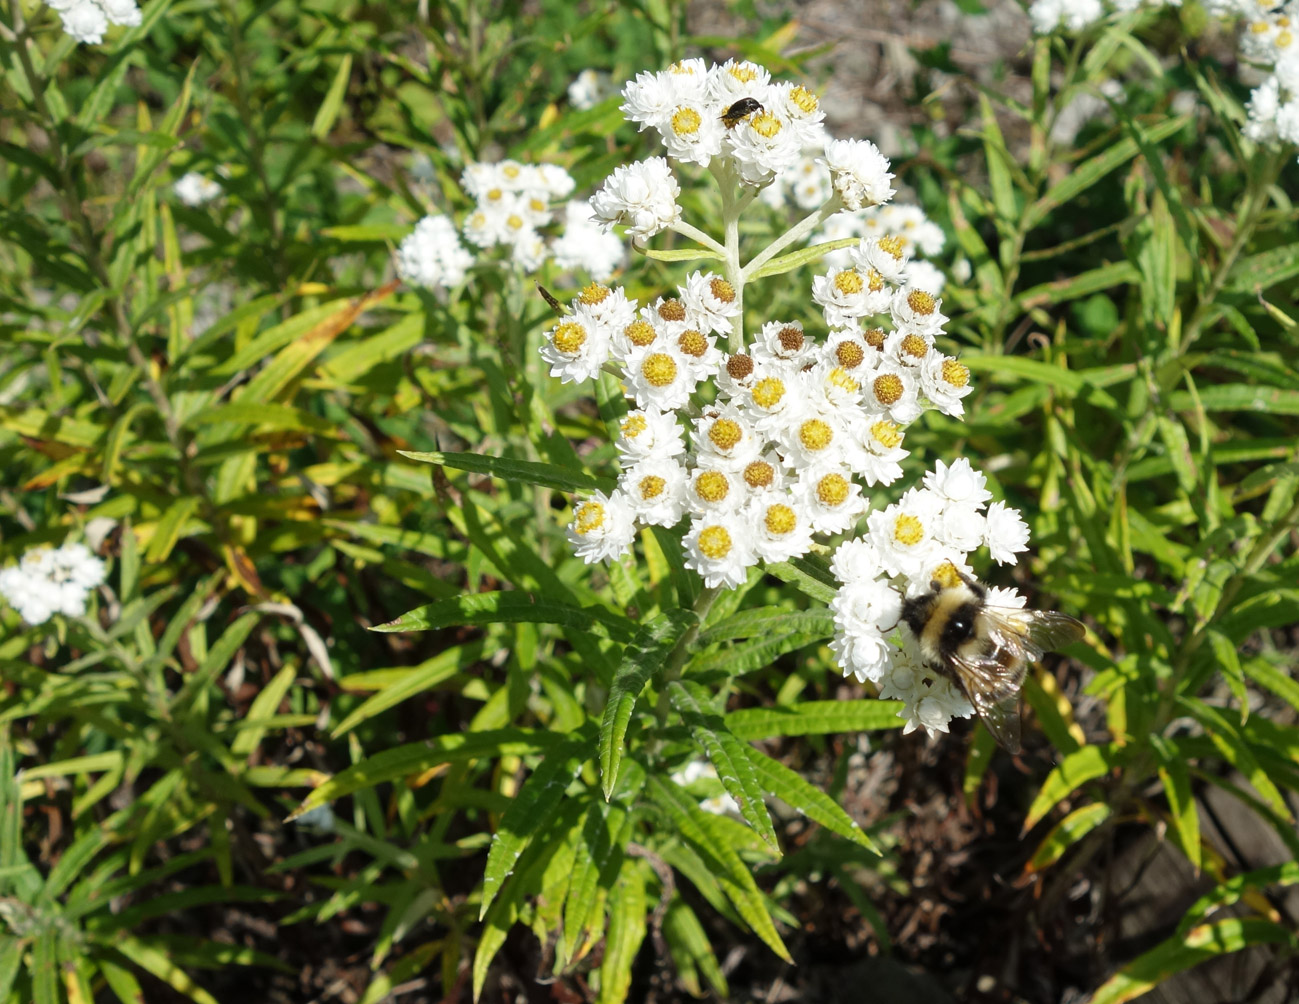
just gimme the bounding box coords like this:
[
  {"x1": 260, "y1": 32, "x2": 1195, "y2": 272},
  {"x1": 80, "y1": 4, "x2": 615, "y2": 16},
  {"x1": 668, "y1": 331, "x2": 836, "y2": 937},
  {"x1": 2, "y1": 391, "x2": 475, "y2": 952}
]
[
  {"x1": 707, "y1": 58, "x2": 773, "y2": 105},
  {"x1": 680, "y1": 271, "x2": 742, "y2": 336},
  {"x1": 987, "y1": 585, "x2": 1027, "y2": 609},
  {"x1": 616, "y1": 408, "x2": 686, "y2": 464},
  {"x1": 779, "y1": 408, "x2": 849, "y2": 470},
  {"x1": 842, "y1": 415, "x2": 908, "y2": 487},
  {"x1": 735, "y1": 453, "x2": 790, "y2": 501},
  {"x1": 174, "y1": 172, "x2": 221, "y2": 206},
  {"x1": 57, "y1": 0, "x2": 108, "y2": 43},
  {"x1": 684, "y1": 513, "x2": 758, "y2": 588},
  {"x1": 823, "y1": 138, "x2": 895, "y2": 211},
  {"x1": 867, "y1": 488, "x2": 944, "y2": 582},
  {"x1": 884, "y1": 327, "x2": 936, "y2": 368},
  {"x1": 824, "y1": 329, "x2": 880, "y2": 375},
  {"x1": 1028, "y1": 0, "x2": 1105, "y2": 33},
  {"x1": 792, "y1": 463, "x2": 867, "y2": 535},
  {"x1": 725, "y1": 106, "x2": 803, "y2": 184},
  {"x1": 905, "y1": 260, "x2": 946, "y2": 294},
  {"x1": 566, "y1": 491, "x2": 637, "y2": 564},
  {"x1": 685, "y1": 465, "x2": 745, "y2": 515},
  {"x1": 551, "y1": 202, "x2": 628, "y2": 281},
  {"x1": 899, "y1": 676, "x2": 975, "y2": 739},
  {"x1": 509, "y1": 228, "x2": 549, "y2": 272},
  {"x1": 829, "y1": 537, "x2": 887, "y2": 585},
  {"x1": 807, "y1": 360, "x2": 865, "y2": 412},
  {"x1": 832, "y1": 577, "x2": 903, "y2": 638},
  {"x1": 100, "y1": 0, "x2": 141, "y2": 26},
  {"x1": 692, "y1": 406, "x2": 763, "y2": 470},
  {"x1": 745, "y1": 494, "x2": 815, "y2": 562},
  {"x1": 852, "y1": 236, "x2": 911, "y2": 284},
  {"x1": 619, "y1": 458, "x2": 689, "y2": 527},
  {"x1": 535, "y1": 163, "x2": 577, "y2": 200},
  {"x1": 569, "y1": 281, "x2": 637, "y2": 330},
  {"x1": 656, "y1": 100, "x2": 725, "y2": 166},
  {"x1": 396, "y1": 214, "x2": 474, "y2": 291},
  {"x1": 590, "y1": 158, "x2": 682, "y2": 237},
  {"x1": 924, "y1": 459, "x2": 993, "y2": 508},
  {"x1": 812, "y1": 266, "x2": 893, "y2": 328},
  {"x1": 863, "y1": 361, "x2": 922, "y2": 424},
  {"x1": 934, "y1": 503, "x2": 986, "y2": 552},
  {"x1": 539, "y1": 306, "x2": 612, "y2": 384},
  {"x1": 985, "y1": 501, "x2": 1031, "y2": 564},
  {"x1": 890, "y1": 286, "x2": 948, "y2": 335},
  {"x1": 736, "y1": 359, "x2": 807, "y2": 434},
  {"x1": 920, "y1": 353, "x2": 974, "y2": 418},
  {"x1": 753, "y1": 319, "x2": 816, "y2": 368},
  {"x1": 0, "y1": 542, "x2": 106, "y2": 625},
  {"x1": 621, "y1": 70, "x2": 680, "y2": 130},
  {"x1": 568, "y1": 69, "x2": 612, "y2": 110},
  {"x1": 623, "y1": 345, "x2": 699, "y2": 411}
]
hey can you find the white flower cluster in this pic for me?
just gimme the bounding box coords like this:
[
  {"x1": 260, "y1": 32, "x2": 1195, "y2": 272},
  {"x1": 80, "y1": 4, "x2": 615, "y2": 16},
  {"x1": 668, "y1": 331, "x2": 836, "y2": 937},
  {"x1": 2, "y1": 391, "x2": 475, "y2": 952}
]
[
  {"x1": 398, "y1": 160, "x2": 628, "y2": 291},
  {"x1": 174, "y1": 172, "x2": 222, "y2": 207},
  {"x1": 568, "y1": 69, "x2": 613, "y2": 111},
  {"x1": 46, "y1": 0, "x2": 140, "y2": 44},
  {"x1": 811, "y1": 203, "x2": 948, "y2": 290},
  {"x1": 0, "y1": 542, "x2": 106, "y2": 625},
  {"x1": 1027, "y1": 0, "x2": 1181, "y2": 34},
  {"x1": 829, "y1": 462, "x2": 1032, "y2": 738},
  {"x1": 669, "y1": 760, "x2": 741, "y2": 815}
]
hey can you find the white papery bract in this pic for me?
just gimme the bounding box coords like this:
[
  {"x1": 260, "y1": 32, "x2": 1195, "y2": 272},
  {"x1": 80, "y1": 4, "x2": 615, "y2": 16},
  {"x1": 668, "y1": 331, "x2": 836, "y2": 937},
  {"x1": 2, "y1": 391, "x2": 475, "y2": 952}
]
[
  {"x1": 0, "y1": 542, "x2": 106, "y2": 625},
  {"x1": 620, "y1": 458, "x2": 689, "y2": 527},
  {"x1": 568, "y1": 69, "x2": 612, "y2": 110},
  {"x1": 566, "y1": 491, "x2": 637, "y2": 564},
  {"x1": 49, "y1": 0, "x2": 140, "y2": 44},
  {"x1": 823, "y1": 139, "x2": 896, "y2": 211},
  {"x1": 985, "y1": 500, "x2": 1032, "y2": 564},
  {"x1": 680, "y1": 271, "x2": 742, "y2": 335},
  {"x1": 540, "y1": 305, "x2": 613, "y2": 383},
  {"x1": 590, "y1": 158, "x2": 682, "y2": 237},
  {"x1": 683, "y1": 513, "x2": 758, "y2": 588}
]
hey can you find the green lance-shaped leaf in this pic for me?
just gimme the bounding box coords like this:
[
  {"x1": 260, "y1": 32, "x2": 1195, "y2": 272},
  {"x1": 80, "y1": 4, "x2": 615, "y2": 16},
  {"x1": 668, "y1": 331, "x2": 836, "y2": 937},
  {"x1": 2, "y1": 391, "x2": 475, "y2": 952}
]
[
  {"x1": 745, "y1": 237, "x2": 860, "y2": 280},
  {"x1": 647, "y1": 775, "x2": 791, "y2": 962},
  {"x1": 1150, "y1": 735, "x2": 1201, "y2": 872},
  {"x1": 743, "y1": 746, "x2": 879, "y2": 853},
  {"x1": 1085, "y1": 917, "x2": 1297, "y2": 1004},
  {"x1": 764, "y1": 556, "x2": 837, "y2": 603},
  {"x1": 479, "y1": 728, "x2": 592, "y2": 920},
  {"x1": 1176, "y1": 861, "x2": 1299, "y2": 937},
  {"x1": 725, "y1": 699, "x2": 906, "y2": 740},
  {"x1": 398, "y1": 449, "x2": 615, "y2": 493},
  {"x1": 373, "y1": 590, "x2": 633, "y2": 640},
  {"x1": 632, "y1": 244, "x2": 725, "y2": 264},
  {"x1": 697, "y1": 607, "x2": 834, "y2": 646},
  {"x1": 286, "y1": 730, "x2": 561, "y2": 821},
  {"x1": 599, "y1": 609, "x2": 699, "y2": 799},
  {"x1": 1023, "y1": 743, "x2": 1124, "y2": 831},
  {"x1": 597, "y1": 858, "x2": 649, "y2": 1004},
  {"x1": 1026, "y1": 802, "x2": 1112, "y2": 872},
  {"x1": 663, "y1": 897, "x2": 729, "y2": 998},
  {"x1": 562, "y1": 801, "x2": 633, "y2": 964},
  {"x1": 669, "y1": 680, "x2": 778, "y2": 851}
]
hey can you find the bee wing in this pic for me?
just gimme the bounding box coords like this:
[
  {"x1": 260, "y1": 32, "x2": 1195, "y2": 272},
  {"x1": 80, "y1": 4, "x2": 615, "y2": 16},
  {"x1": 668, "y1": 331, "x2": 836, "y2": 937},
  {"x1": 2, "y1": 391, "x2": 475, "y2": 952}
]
[
  {"x1": 984, "y1": 607, "x2": 1085, "y2": 662},
  {"x1": 946, "y1": 647, "x2": 1028, "y2": 755}
]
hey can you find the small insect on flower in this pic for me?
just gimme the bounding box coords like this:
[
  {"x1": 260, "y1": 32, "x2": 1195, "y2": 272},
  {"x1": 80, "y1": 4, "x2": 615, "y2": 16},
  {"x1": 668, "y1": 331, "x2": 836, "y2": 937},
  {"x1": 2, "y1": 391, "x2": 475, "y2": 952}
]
[
  {"x1": 900, "y1": 565, "x2": 1084, "y2": 754},
  {"x1": 720, "y1": 97, "x2": 764, "y2": 129}
]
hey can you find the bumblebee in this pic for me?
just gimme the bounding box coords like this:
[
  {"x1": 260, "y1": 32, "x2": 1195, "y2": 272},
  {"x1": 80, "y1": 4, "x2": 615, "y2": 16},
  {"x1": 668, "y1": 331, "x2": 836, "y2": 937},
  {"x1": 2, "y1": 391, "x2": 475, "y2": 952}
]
[
  {"x1": 901, "y1": 570, "x2": 1084, "y2": 754},
  {"x1": 720, "y1": 97, "x2": 763, "y2": 129}
]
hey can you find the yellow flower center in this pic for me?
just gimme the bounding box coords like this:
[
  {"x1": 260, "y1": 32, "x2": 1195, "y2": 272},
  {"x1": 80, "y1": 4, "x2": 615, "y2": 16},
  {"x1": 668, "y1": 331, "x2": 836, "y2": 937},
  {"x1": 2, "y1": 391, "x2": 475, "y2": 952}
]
[
  {"x1": 750, "y1": 111, "x2": 783, "y2": 139},
  {"x1": 726, "y1": 354, "x2": 754, "y2": 380},
  {"x1": 799, "y1": 419, "x2": 834, "y2": 452},
  {"x1": 671, "y1": 106, "x2": 703, "y2": 137},
  {"x1": 486, "y1": 188, "x2": 504, "y2": 202},
  {"x1": 789, "y1": 86, "x2": 819, "y2": 114},
  {"x1": 574, "y1": 502, "x2": 605, "y2": 535},
  {"x1": 502, "y1": 164, "x2": 521, "y2": 179},
  {"x1": 658, "y1": 299, "x2": 687, "y2": 323},
  {"x1": 864, "y1": 328, "x2": 886, "y2": 350},
  {"x1": 638, "y1": 475, "x2": 666, "y2": 501},
  {"x1": 778, "y1": 325, "x2": 804, "y2": 353},
  {"x1": 764, "y1": 504, "x2": 797, "y2": 536},
  {"x1": 941, "y1": 359, "x2": 970, "y2": 388},
  {"x1": 1277, "y1": 28, "x2": 1293, "y2": 47},
  {"x1": 827, "y1": 367, "x2": 859, "y2": 394},
  {"x1": 621, "y1": 414, "x2": 647, "y2": 439},
  {"x1": 1250, "y1": 19, "x2": 1270, "y2": 33},
  {"x1": 932, "y1": 561, "x2": 964, "y2": 589},
  {"x1": 835, "y1": 341, "x2": 865, "y2": 369},
  {"x1": 709, "y1": 418, "x2": 743, "y2": 451},
  {"x1": 907, "y1": 290, "x2": 937, "y2": 316},
  {"x1": 750, "y1": 377, "x2": 786, "y2": 411},
  {"x1": 625, "y1": 319, "x2": 657, "y2": 347},
  {"x1": 528, "y1": 197, "x2": 546, "y2": 213},
  {"x1": 669, "y1": 60, "x2": 699, "y2": 76},
  {"x1": 708, "y1": 277, "x2": 737, "y2": 305},
  {"x1": 552, "y1": 321, "x2": 587, "y2": 355},
  {"x1": 727, "y1": 63, "x2": 759, "y2": 83},
  {"x1": 743, "y1": 460, "x2": 774, "y2": 489},
  {"x1": 878, "y1": 235, "x2": 906, "y2": 259},
  {"x1": 698, "y1": 525, "x2": 732, "y2": 559},
  {"x1": 867, "y1": 269, "x2": 885, "y2": 291},
  {"x1": 506, "y1": 214, "x2": 525, "y2": 231},
  {"x1": 642, "y1": 353, "x2": 678, "y2": 388},
  {"x1": 580, "y1": 282, "x2": 611, "y2": 306},
  {"x1": 870, "y1": 420, "x2": 902, "y2": 449},
  {"x1": 833, "y1": 270, "x2": 864, "y2": 296},
  {"x1": 678, "y1": 329, "x2": 708, "y2": 358},
  {"x1": 694, "y1": 471, "x2": 730, "y2": 504},
  {"x1": 816, "y1": 473, "x2": 850, "y2": 507},
  {"x1": 873, "y1": 373, "x2": 904, "y2": 406},
  {"x1": 900, "y1": 334, "x2": 929, "y2": 359},
  {"x1": 893, "y1": 513, "x2": 924, "y2": 546}
]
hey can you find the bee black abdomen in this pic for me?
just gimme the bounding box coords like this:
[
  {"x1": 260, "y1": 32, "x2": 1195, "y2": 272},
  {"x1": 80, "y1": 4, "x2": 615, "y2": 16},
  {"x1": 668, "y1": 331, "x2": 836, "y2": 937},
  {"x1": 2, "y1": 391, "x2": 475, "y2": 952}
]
[
  {"x1": 900, "y1": 595, "x2": 932, "y2": 638},
  {"x1": 937, "y1": 602, "x2": 980, "y2": 657}
]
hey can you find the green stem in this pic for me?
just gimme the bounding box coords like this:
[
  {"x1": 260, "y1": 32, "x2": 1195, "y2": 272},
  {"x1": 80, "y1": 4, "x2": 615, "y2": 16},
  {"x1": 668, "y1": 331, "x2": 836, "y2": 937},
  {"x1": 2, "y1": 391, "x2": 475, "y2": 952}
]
[
  {"x1": 741, "y1": 194, "x2": 843, "y2": 282},
  {"x1": 652, "y1": 584, "x2": 723, "y2": 733}
]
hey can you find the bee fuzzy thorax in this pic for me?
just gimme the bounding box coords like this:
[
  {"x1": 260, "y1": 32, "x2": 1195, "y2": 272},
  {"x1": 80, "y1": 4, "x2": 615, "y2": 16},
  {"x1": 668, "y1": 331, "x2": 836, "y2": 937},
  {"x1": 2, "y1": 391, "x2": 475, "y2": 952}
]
[{"x1": 902, "y1": 579, "x2": 985, "y2": 666}]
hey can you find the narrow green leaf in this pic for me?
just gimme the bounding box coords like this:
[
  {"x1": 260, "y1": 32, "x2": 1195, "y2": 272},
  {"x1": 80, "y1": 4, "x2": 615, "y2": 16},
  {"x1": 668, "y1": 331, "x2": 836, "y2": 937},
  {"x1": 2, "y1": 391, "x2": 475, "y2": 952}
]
[
  {"x1": 231, "y1": 665, "x2": 296, "y2": 757},
  {"x1": 373, "y1": 591, "x2": 633, "y2": 640},
  {"x1": 110, "y1": 937, "x2": 219, "y2": 1004},
  {"x1": 144, "y1": 496, "x2": 201, "y2": 563},
  {"x1": 596, "y1": 859, "x2": 648, "y2": 1004},
  {"x1": 1151, "y1": 736, "x2": 1201, "y2": 872},
  {"x1": 1168, "y1": 384, "x2": 1299, "y2": 415},
  {"x1": 311, "y1": 54, "x2": 353, "y2": 138},
  {"x1": 633, "y1": 244, "x2": 724, "y2": 264},
  {"x1": 670, "y1": 680, "x2": 778, "y2": 851},
  {"x1": 1027, "y1": 802, "x2": 1111, "y2": 872},
  {"x1": 479, "y1": 730, "x2": 591, "y2": 920},
  {"x1": 562, "y1": 802, "x2": 631, "y2": 963},
  {"x1": 1181, "y1": 698, "x2": 1292, "y2": 821},
  {"x1": 725, "y1": 700, "x2": 905, "y2": 740},
  {"x1": 698, "y1": 607, "x2": 833, "y2": 645},
  {"x1": 663, "y1": 898, "x2": 729, "y2": 998},
  {"x1": 1086, "y1": 918, "x2": 1296, "y2": 1004},
  {"x1": 746, "y1": 237, "x2": 860, "y2": 280},
  {"x1": 332, "y1": 644, "x2": 482, "y2": 737},
  {"x1": 743, "y1": 746, "x2": 879, "y2": 853},
  {"x1": 397, "y1": 449, "x2": 614, "y2": 493},
  {"x1": 1023, "y1": 743, "x2": 1122, "y2": 831},
  {"x1": 286, "y1": 730, "x2": 561, "y2": 821},
  {"x1": 598, "y1": 609, "x2": 698, "y2": 799},
  {"x1": 1177, "y1": 861, "x2": 1299, "y2": 936}
]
